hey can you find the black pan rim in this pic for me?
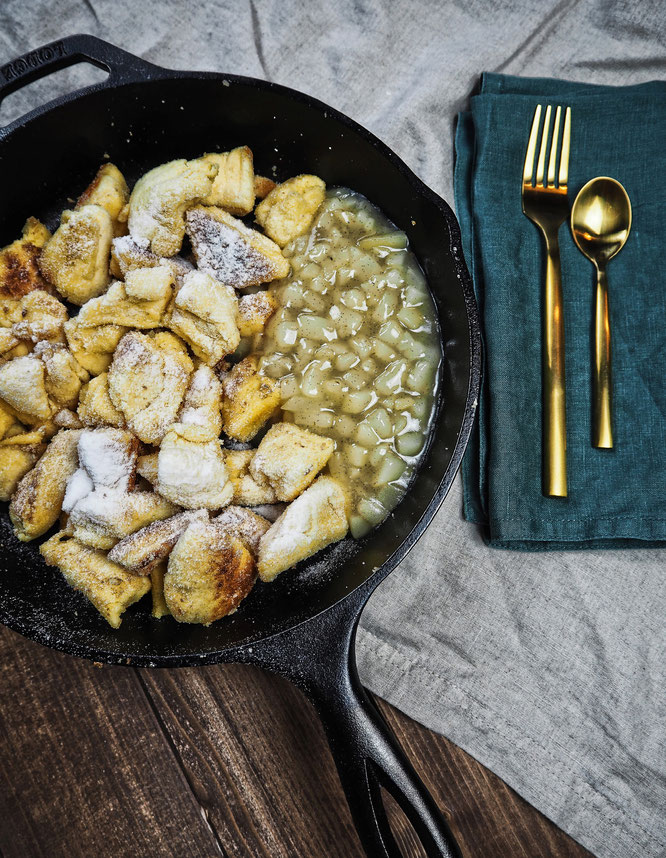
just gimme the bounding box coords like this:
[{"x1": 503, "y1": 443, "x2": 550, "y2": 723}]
[{"x1": 0, "y1": 56, "x2": 481, "y2": 667}]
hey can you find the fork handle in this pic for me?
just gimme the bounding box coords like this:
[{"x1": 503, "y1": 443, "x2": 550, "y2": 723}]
[{"x1": 543, "y1": 229, "x2": 568, "y2": 497}]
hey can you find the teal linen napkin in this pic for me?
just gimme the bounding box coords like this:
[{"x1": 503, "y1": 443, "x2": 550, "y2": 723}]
[{"x1": 455, "y1": 73, "x2": 666, "y2": 549}]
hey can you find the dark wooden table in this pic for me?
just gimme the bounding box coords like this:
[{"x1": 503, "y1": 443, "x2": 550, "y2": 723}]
[{"x1": 0, "y1": 624, "x2": 592, "y2": 858}]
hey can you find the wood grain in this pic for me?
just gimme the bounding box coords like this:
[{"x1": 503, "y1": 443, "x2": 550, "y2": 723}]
[
  {"x1": 0, "y1": 625, "x2": 592, "y2": 858},
  {"x1": 0, "y1": 626, "x2": 220, "y2": 858}
]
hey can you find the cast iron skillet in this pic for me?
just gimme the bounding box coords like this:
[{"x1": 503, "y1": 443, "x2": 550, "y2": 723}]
[{"x1": 0, "y1": 35, "x2": 480, "y2": 858}]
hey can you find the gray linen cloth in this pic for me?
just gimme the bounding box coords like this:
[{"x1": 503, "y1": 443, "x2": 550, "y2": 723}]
[{"x1": 1, "y1": 3, "x2": 664, "y2": 857}]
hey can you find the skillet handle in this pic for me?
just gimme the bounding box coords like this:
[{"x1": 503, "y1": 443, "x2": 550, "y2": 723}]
[
  {"x1": 0, "y1": 34, "x2": 160, "y2": 111},
  {"x1": 241, "y1": 590, "x2": 462, "y2": 858}
]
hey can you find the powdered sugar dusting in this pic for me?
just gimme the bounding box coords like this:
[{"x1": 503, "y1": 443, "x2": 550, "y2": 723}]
[
  {"x1": 78, "y1": 429, "x2": 137, "y2": 491},
  {"x1": 186, "y1": 207, "x2": 279, "y2": 289},
  {"x1": 62, "y1": 468, "x2": 94, "y2": 513}
]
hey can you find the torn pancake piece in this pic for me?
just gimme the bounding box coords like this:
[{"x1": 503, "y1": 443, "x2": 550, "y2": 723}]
[
  {"x1": 186, "y1": 206, "x2": 289, "y2": 289},
  {"x1": 110, "y1": 235, "x2": 194, "y2": 283},
  {"x1": 40, "y1": 530, "x2": 151, "y2": 628},
  {"x1": 150, "y1": 562, "x2": 170, "y2": 618},
  {"x1": 39, "y1": 204, "x2": 113, "y2": 305},
  {"x1": 249, "y1": 421, "x2": 334, "y2": 502},
  {"x1": 214, "y1": 505, "x2": 270, "y2": 555},
  {"x1": 136, "y1": 452, "x2": 159, "y2": 486},
  {"x1": 255, "y1": 174, "x2": 326, "y2": 247},
  {"x1": 77, "y1": 373, "x2": 126, "y2": 428},
  {"x1": 108, "y1": 509, "x2": 209, "y2": 574},
  {"x1": 77, "y1": 428, "x2": 139, "y2": 491},
  {"x1": 221, "y1": 356, "x2": 280, "y2": 442},
  {"x1": 74, "y1": 266, "x2": 173, "y2": 329},
  {"x1": 35, "y1": 342, "x2": 89, "y2": 410},
  {"x1": 69, "y1": 487, "x2": 179, "y2": 550},
  {"x1": 167, "y1": 270, "x2": 240, "y2": 366},
  {"x1": 64, "y1": 319, "x2": 128, "y2": 377},
  {"x1": 200, "y1": 146, "x2": 255, "y2": 215},
  {"x1": 257, "y1": 476, "x2": 348, "y2": 582},
  {"x1": 237, "y1": 290, "x2": 277, "y2": 337},
  {"x1": 177, "y1": 365, "x2": 222, "y2": 440},
  {"x1": 165, "y1": 519, "x2": 256, "y2": 624},
  {"x1": 0, "y1": 355, "x2": 54, "y2": 424},
  {"x1": 223, "y1": 448, "x2": 277, "y2": 506},
  {"x1": 0, "y1": 437, "x2": 47, "y2": 502},
  {"x1": 157, "y1": 423, "x2": 232, "y2": 509},
  {"x1": 10, "y1": 290, "x2": 68, "y2": 345},
  {"x1": 128, "y1": 158, "x2": 217, "y2": 256},
  {"x1": 9, "y1": 428, "x2": 82, "y2": 541},
  {"x1": 62, "y1": 467, "x2": 94, "y2": 513},
  {"x1": 0, "y1": 217, "x2": 53, "y2": 301},
  {"x1": 107, "y1": 330, "x2": 193, "y2": 444},
  {"x1": 76, "y1": 163, "x2": 130, "y2": 237}
]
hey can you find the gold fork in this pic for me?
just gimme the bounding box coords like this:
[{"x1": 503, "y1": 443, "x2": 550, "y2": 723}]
[{"x1": 522, "y1": 104, "x2": 572, "y2": 498}]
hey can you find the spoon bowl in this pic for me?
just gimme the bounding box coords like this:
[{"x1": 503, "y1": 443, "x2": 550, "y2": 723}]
[
  {"x1": 571, "y1": 176, "x2": 632, "y2": 449},
  {"x1": 571, "y1": 177, "x2": 632, "y2": 264}
]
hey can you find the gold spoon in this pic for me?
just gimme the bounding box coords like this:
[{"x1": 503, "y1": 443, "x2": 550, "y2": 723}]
[{"x1": 571, "y1": 177, "x2": 632, "y2": 449}]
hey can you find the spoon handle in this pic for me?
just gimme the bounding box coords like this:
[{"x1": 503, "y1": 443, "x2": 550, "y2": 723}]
[{"x1": 594, "y1": 265, "x2": 613, "y2": 448}]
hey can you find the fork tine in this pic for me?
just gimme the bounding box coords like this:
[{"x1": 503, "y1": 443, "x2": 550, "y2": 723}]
[
  {"x1": 535, "y1": 105, "x2": 551, "y2": 186},
  {"x1": 523, "y1": 104, "x2": 542, "y2": 185},
  {"x1": 547, "y1": 106, "x2": 561, "y2": 187},
  {"x1": 559, "y1": 106, "x2": 571, "y2": 188}
]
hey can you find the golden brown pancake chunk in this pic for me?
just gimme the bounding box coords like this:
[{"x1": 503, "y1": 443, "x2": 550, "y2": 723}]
[
  {"x1": 76, "y1": 163, "x2": 130, "y2": 237},
  {"x1": 257, "y1": 476, "x2": 348, "y2": 582},
  {"x1": 128, "y1": 158, "x2": 217, "y2": 256},
  {"x1": 109, "y1": 234, "x2": 194, "y2": 282},
  {"x1": 254, "y1": 175, "x2": 276, "y2": 200},
  {"x1": 0, "y1": 217, "x2": 53, "y2": 301},
  {"x1": 10, "y1": 290, "x2": 68, "y2": 346},
  {"x1": 0, "y1": 438, "x2": 47, "y2": 501},
  {"x1": 186, "y1": 206, "x2": 289, "y2": 289},
  {"x1": 255, "y1": 175, "x2": 326, "y2": 247},
  {"x1": 77, "y1": 372, "x2": 125, "y2": 428},
  {"x1": 63, "y1": 318, "x2": 128, "y2": 377},
  {"x1": 165, "y1": 520, "x2": 256, "y2": 624},
  {"x1": 53, "y1": 408, "x2": 83, "y2": 429},
  {"x1": 107, "y1": 509, "x2": 209, "y2": 574},
  {"x1": 250, "y1": 422, "x2": 335, "y2": 502},
  {"x1": 40, "y1": 530, "x2": 151, "y2": 628},
  {"x1": 136, "y1": 452, "x2": 159, "y2": 486},
  {"x1": 214, "y1": 505, "x2": 271, "y2": 555},
  {"x1": 201, "y1": 146, "x2": 255, "y2": 215},
  {"x1": 39, "y1": 204, "x2": 113, "y2": 305},
  {"x1": 221, "y1": 355, "x2": 280, "y2": 442},
  {"x1": 177, "y1": 365, "x2": 222, "y2": 440},
  {"x1": 237, "y1": 290, "x2": 277, "y2": 337},
  {"x1": 167, "y1": 269, "x2": 240, "y2": 365},
  {"x1": 9, "y1": 428, "x2": 82, "y2": 541},
  {"x1": 0, "y1": 328, "x2": 21, "y2": 359},
  {"x1": 107, "y1": 330, "x2": 193, "y2": 444},
  {"x1": 223, "y1": 448, "x2": 277, "y2": 506},
  {"x1": 157, "y1": 423, "x2": 232, "y2": 509},
  {"x1": 0, "y1": 355, "x2": 54, "y2": 424},
  {"x1": 150, "y1": 562, "x2": 170, "y2": 618},
  {"x1": 75, "y1": 266, "x2": 173, "y2": 329},
  {"x1": 0, "y1": 401, "x2": 19, "y2": 439},
  {"x1": 35, "y1": 342, "x2": 89, "y2": 410}
]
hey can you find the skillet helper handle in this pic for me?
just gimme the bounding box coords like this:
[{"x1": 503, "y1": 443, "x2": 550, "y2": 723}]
[
  {"x1": 312, "y1": 646, "x2": 462, "y2": 858},
  {"x1": 0, "y1": 34, "x2": 160, "y2": 110},
  {"x1": 245, "y1": 592, "x2": 462, "y2": 858}
]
